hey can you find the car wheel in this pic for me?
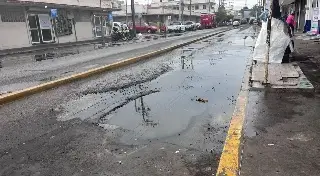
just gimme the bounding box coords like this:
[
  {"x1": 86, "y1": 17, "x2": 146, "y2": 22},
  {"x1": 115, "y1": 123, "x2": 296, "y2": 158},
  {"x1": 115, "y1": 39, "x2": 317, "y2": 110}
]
[{"x1": 147, "y1": 29, "x2": 151, "y2": 33}]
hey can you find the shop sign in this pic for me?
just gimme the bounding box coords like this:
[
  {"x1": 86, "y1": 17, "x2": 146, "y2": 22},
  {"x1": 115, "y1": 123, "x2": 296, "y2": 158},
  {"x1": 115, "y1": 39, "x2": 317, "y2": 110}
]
[{"x1": 51, "y1": 9, "x2": 57, "y2": 18}]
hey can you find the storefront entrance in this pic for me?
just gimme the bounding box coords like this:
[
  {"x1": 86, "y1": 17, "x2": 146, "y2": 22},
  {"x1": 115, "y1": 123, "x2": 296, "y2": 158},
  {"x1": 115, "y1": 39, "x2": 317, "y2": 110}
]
[{"x1": 27, "y1": 14, "x2": 54, "y2": 44}]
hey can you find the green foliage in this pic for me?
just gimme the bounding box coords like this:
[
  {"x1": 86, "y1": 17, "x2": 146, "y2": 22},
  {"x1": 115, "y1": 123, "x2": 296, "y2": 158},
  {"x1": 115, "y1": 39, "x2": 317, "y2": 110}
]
[
  {"x1": 215, "y1": 6, "x2": 228, "y2": 23},
  {"x1": 250, "y1": 5, "x2": 263, "y2": 17}
]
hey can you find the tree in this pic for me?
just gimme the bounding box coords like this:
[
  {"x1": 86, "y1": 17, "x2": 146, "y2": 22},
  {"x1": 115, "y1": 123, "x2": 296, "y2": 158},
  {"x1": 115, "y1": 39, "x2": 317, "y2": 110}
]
[
  {"x1": 226, "y1": 14, "x2": 234, "y2": 21},
  {"x1": 250, "y1": 4, "x2": 263, "y2": 18},
  {"x1": 215, "y1": 6, "x2": 227, "y2": 23}
]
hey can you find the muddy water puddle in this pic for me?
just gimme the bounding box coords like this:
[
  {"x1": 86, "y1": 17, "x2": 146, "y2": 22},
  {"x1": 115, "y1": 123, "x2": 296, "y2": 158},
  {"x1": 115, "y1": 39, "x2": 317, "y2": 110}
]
[{"x1": 58, "y1": 28, "x2": 254, "y2": 149}]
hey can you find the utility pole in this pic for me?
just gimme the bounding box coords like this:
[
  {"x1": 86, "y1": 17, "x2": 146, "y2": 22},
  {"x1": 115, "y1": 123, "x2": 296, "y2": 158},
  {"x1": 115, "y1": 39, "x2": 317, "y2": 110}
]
[
  {"x1": 131, "y1": 0, "x2": 136, "y2": 37},
  {"x1": 100, "y1": 0, "x2": 105, "y2": 46},
  {"x1": 189, "y1": 0, "x2": 191, "y2": 20},
  {"x1": 125, "y1": 0, "x2": 128, "y2": 24},
  {"x1": 208, "y1": 0, "x2": 210, "y2": 13},
  {"x1": 181, "y1": 0, "x2": 184, "y2": 22},
  {"x1": 179, "y1": 0, "x2": 182, "y2": 21}
]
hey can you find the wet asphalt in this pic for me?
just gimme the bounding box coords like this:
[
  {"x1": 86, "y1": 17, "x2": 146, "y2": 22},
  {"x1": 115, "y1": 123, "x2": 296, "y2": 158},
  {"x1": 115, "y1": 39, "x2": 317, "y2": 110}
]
[
  {"x1": 0, "y1": 26, "x2": 256, "y2": 176},
  {"x1": 0, "y1": 28, "x2": 228, "y2": 95}
]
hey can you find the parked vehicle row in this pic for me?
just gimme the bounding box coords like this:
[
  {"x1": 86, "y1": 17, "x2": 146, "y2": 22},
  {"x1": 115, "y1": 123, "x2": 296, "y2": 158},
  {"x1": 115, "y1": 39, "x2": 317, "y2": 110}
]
[{"x1": 111, "y1": 19, "x2": 217, "y2": 37}]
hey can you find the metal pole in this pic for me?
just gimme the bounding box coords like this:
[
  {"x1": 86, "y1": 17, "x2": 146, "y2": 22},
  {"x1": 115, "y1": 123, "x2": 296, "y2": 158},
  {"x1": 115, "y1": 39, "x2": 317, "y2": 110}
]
[
  {"x1": 100, "y1": 0, "x2": 105, "y2": 46},
  {"x1": 297, "y1": 0, "x2": 301, "y2": 30},
  {"x1": 264, "y1": 0, "x2": 273, "y2": 85},
  {"x1": 190, "y1": 0, "x2": 191, "y2": 20},
  {"x1": 181, "y1": 0, "x2": 184, "y2": 22},
  {"x1": 208, "y1": 0, "x2": 210, "y2": 13},
  {"x1": 131, "y1": 0, "x2": 136, "y2": 37},
  {"x1": 125, "y1": 0, "x2": 128, "y2": 24},
  {"x1": 179, "y1": 0, "x2": 182, "y2": 21}
]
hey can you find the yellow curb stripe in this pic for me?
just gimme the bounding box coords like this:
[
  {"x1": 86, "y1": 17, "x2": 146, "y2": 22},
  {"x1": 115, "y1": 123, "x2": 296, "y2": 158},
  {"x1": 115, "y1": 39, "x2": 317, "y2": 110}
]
[
  {"x1": 216, "y1": 91, "x2": 247, "y2": 176},
  {"x1": 216, "y1": 56, "x2": 251, "y2": 175},
  {"x1": 0, "y1": 30, "x2": 228, "y2": 105}
]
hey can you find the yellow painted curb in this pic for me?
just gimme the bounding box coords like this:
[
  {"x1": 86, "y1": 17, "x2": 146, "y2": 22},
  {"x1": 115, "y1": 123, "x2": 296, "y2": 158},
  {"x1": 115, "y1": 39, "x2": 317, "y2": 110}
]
[
  {"x1": 0, "y1": 30, "x2": 229, "y2": 105},
  {"x1": 216, "y1": 59, "x2": 251, "y2": 176},
  {"x1": 216, "y1": 91, "x2": 247, "y2": 176}
]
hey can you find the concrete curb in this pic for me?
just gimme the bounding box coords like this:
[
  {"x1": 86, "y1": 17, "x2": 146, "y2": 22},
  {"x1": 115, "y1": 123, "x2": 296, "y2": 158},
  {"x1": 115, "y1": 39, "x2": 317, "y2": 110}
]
[{"x1": 0, "y1": 30, "x2": 229, "y2": 105}]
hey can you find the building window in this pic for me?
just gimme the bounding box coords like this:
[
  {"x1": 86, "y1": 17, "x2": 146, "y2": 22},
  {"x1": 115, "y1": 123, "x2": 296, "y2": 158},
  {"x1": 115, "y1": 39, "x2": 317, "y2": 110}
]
[
  {"x1": 173, "y1": 6, "x2": 179, "y2": 10},
  {"x1": 195, "y1": 5, "x2": 199, "y2": 10},
  {"x1": 203, "y1": 5, "x2": 206, "y2": 9},
  {"x1": 188, "y1": 5, "x2": 191, "y2": 10}
]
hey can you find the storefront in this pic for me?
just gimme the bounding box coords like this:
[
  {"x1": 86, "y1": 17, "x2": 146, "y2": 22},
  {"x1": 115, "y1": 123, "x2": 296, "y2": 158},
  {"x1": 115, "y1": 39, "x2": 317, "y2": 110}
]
[
  {"x1": 0, "y1": 1, "x2": 119, "y2": 51},
  {"x1": 27, "y1": 12, "x2": 54, "y2": 44}
]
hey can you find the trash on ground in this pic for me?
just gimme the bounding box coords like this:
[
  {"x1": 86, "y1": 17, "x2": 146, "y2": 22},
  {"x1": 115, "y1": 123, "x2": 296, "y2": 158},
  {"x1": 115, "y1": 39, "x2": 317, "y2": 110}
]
[{"x1": 196, "y1": 98, "x2": 208, "y2": 103}]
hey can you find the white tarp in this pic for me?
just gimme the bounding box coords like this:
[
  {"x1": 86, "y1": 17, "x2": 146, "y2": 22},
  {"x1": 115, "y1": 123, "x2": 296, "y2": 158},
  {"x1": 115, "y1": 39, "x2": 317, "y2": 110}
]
[{"x1": 253, "y1": 18, "x2": 292, "y2": 63}]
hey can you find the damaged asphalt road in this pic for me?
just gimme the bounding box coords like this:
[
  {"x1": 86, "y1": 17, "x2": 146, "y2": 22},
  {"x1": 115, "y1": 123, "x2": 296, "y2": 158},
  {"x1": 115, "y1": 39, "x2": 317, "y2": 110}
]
[{"x1": 0, "y1": 26, "x2": 255, "y2": 176}]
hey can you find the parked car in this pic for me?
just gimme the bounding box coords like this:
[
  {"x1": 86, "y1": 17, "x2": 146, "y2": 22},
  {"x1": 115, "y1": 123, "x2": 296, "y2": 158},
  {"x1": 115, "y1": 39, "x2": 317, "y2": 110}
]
[
  {"x1": 233, "y1": 21, "x2": 240, "y2": 27},
  {"x1": 128, "y1": 22, "x2": 158, "y2": 33},
  {"x1": 184, "y1": 21, "x2": 196, "y2": 31},
  {"x1": 167, "y1": 21, "x2": 186, "y2": 33},
  {"x1": 195, "y1": 22, "x2": 202, "y2": 30},
  {"x1": 148, "y1": 22, "x2": 167, "y2": 33}
]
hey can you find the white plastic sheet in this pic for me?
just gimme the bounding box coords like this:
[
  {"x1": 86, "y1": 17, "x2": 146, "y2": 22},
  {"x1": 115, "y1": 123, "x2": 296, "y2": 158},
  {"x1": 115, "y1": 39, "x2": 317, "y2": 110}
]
[{"x1": 253, "y1": 18, "x2": 291, "y2": 63}]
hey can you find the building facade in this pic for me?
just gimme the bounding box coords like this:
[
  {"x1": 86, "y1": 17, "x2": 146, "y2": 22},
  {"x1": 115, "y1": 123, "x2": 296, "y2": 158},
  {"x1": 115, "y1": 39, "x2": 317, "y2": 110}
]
[
  {"x1": 113, "y1": 0, "x2": 217, "y2": 24},
  {"x1": 277, "y1": 0, "x2": 319, "y2": 33},
  {"x1": 0, "y1": 0, "x2": 120, "y2": 50}
]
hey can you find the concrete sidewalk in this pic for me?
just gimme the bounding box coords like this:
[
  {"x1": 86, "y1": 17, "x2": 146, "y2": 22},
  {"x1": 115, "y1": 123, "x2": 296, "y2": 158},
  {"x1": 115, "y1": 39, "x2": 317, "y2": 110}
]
[{"x1": 240, "y1": 36, "x2": 320, "y2": 176}]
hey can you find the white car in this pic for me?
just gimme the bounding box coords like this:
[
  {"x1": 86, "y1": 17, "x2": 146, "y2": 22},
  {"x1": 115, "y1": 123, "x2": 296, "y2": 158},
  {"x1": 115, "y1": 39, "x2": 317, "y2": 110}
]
[
  {"x1": 184, "y1": 21, "x2": 196, "y2": 31},
  {"x1": 167, "y1": 21, "x2": 186, "y2": 33},
  {"x1": 233, "y1": 21, "x2": 240, "y2": 27}
]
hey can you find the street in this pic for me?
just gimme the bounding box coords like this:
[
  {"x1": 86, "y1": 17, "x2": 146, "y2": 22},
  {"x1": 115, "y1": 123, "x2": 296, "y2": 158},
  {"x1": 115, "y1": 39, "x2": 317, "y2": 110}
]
[
  {"x1": 0, "y1": 28, "x2": 228, "y2": 95},
  {"x1": 0, "y1": 26, "x2": 256, "y2": 176}
]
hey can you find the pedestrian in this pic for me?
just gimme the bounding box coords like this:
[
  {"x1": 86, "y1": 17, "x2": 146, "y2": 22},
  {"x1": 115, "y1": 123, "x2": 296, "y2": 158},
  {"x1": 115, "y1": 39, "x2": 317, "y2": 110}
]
[{"x1": 286, "y1": 12, "x2": 296, "y2": 36}]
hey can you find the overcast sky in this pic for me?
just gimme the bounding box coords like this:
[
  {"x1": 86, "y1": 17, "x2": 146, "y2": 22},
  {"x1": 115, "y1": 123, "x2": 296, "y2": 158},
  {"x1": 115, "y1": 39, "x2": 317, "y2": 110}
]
[
  {"x1": 132, "y1": 0, "x2": 258, "y2": 9},
  {"x1": 229, "y1": 0, "x2": 258, "y2": 9}
]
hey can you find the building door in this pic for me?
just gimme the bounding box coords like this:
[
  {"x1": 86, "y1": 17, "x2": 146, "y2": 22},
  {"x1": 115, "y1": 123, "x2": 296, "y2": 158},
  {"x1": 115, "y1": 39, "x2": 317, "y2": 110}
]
[
  {"x1": 38, "y1": 14, "x2": 53, "y2": 43},
  {"x1": 94, "y1": 15, "x2": 102, "y2": 37},
  {"x1": 27, "y1": 14, "x2": 54, "y2": 44},
  {"x1": 28, "y1": 14, "x2": 41, "y2": 44},
  {"x1": 93, "y1": 15, "x2": 107, "y2": 38}
]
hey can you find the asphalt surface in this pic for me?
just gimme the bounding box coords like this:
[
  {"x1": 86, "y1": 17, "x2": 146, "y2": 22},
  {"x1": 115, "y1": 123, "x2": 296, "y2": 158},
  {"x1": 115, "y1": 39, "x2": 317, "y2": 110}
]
[
  {"x1": 0, "y1": 28, "x2": 228, "y2": 95},
  {"x1": 0, "y1": 26, "x2": 255, "y2": 176}
]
